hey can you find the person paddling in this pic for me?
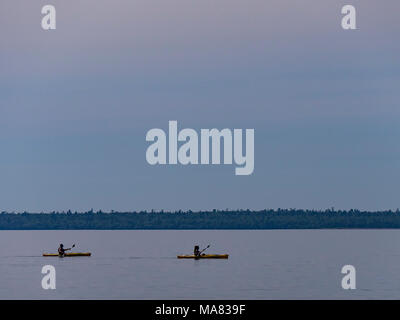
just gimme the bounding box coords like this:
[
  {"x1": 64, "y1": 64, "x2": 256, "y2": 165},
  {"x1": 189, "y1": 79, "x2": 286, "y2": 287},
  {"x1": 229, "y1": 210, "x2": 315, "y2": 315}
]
[
  {"x1": 194, "y1": 245, "x2": 201, "y2": 257},
  {"x1": 58, "y1": 244, "x2": 74, "y2": 257},
  {"x1": 194, "y1": 245, "x2": 210, "y2": 258}
]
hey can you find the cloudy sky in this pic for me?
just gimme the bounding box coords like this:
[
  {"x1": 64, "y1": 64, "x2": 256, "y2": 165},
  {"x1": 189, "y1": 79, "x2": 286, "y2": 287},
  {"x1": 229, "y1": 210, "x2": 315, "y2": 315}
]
[{"x1": 0, "y1": 0, "x2": 399, "y2": 212}]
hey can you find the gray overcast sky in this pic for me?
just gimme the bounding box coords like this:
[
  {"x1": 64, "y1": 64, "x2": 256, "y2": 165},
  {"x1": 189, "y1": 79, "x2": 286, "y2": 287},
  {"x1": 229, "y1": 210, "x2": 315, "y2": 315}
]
[{"x1": 0, "y1": 0, "x2": 399, "y2": 212}]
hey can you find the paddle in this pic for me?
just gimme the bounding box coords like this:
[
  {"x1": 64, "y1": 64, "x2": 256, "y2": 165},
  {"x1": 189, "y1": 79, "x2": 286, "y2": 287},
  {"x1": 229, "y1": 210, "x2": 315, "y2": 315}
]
[{"x1": 199, "y1": 245, "x2": 210, "y2": 255}]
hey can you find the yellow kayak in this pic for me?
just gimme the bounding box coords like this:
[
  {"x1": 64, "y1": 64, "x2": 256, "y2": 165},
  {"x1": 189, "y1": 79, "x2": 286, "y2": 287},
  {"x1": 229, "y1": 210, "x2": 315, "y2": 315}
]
[
  {"x1": 43, "y1": 253, "x2": 91, "y2": 257},
  {"x1": 177, "y1": 254, "x2": 229, "y2": 259}
]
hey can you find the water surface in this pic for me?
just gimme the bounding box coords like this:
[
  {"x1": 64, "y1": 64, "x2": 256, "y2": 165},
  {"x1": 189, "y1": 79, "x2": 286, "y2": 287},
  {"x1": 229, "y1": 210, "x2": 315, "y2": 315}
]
[{"x1": 0, "y1": 230, "x2": 398, "y2": 299}]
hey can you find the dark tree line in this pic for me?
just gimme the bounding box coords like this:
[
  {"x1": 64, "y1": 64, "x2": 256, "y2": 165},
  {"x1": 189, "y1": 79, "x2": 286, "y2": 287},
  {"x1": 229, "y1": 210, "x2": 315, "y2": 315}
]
[{"x1": 0, "y1": 209, "x2": 400, "y2": 229}]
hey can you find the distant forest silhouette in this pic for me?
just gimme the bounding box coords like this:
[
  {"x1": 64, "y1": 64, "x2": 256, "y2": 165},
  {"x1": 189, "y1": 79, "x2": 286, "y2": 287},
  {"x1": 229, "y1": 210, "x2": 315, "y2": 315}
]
[{"x1": 1, "y1": 209, "x2": 400, "y2": 229}]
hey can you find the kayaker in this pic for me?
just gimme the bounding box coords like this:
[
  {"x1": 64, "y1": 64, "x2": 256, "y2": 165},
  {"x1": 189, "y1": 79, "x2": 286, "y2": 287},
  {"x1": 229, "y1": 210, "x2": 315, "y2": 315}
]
[
  {"x1": 194, "y1": 245, "x2": 200, "y2": 257},
  {"x1": 58, "y1": 244, "x2": 73, "y2": 257}
]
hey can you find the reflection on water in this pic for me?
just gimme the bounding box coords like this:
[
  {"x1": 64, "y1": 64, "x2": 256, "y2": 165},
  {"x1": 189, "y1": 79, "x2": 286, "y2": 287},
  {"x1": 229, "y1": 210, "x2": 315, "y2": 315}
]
[{"x1": 0, "y1": 229, "x2": 399, "y2": 299}]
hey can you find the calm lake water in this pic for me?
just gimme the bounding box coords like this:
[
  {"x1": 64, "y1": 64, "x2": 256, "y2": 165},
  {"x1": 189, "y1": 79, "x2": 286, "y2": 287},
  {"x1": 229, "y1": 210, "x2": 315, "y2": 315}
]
[{"x1": 0, "y1": 230, "x2": 399, "y2": 299}]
